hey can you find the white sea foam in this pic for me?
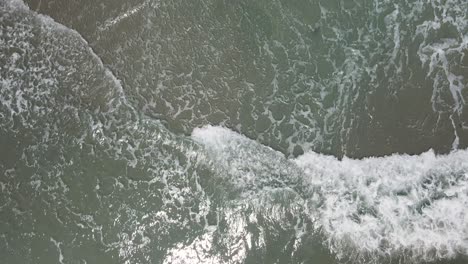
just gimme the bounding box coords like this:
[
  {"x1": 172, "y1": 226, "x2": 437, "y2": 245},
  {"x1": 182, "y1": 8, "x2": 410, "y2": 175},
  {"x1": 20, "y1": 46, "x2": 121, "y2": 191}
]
[
  {"x1": 297, "y1": 149, "x2": 468, "y2": 262},
  {"x1": 1, "y1": 0, "x2": 27, "y2": 9},
  {"x1": 193, "y1": 125, "x2": 468, "y2": 262},
  {"x1": 99, "y1": 0, "x2": 152, "y2": 32},
  {"x1": 50, "y1": 238, "x2": 65, "y2": 264},
  {"x1": 3, "y1": 0, "x2": 467, "y2": 262},
  {"x1": 193, "y1": 125, "x2": 304, "y2": 200}
]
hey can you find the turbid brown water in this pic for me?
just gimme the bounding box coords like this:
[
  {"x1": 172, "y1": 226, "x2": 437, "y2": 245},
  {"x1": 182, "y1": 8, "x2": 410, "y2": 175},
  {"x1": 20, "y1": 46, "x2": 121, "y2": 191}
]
[{"x1": 1, "y1": 0, "x2": 468, "y2": 263}]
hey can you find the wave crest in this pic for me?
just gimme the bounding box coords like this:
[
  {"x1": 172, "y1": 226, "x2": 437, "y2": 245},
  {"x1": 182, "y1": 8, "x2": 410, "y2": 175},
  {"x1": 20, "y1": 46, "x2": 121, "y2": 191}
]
[{"x1": 193, "y1": 125, "x2": 468, "y2": 262}]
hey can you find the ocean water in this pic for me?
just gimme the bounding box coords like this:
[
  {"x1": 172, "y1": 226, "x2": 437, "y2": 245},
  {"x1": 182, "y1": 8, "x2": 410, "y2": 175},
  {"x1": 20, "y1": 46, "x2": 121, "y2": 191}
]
[{"x1": 0, "y1": 0, "x2": 467, "y2": 263}]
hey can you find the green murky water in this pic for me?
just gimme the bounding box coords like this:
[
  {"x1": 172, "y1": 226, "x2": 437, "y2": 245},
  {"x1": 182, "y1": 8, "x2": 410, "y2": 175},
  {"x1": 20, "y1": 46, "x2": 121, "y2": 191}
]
[{"x1": 1, "y1": 0, "x2": 468, "y2": 263}]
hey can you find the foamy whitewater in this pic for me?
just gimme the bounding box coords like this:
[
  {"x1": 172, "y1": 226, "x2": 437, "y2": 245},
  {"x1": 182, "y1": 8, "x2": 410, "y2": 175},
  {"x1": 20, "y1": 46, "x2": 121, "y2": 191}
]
[
  {"x1": 193, "y1": 126, "x2": 468, "y2": 262},
  {"x1": 1, "y1": 0, "x2": 468, "y2": 263}
]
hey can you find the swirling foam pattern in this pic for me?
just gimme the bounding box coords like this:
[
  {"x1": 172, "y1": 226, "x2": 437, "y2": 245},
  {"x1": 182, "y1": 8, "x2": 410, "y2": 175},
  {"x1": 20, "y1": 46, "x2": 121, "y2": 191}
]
[{"x1": 1, "y1": 0, "x2": 468, "y2": 263}]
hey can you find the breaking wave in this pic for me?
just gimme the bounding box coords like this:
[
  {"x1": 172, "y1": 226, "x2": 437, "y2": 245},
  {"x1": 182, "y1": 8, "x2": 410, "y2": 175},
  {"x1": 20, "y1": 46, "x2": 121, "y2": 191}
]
[{"x1": 193, "y1": 125, "x2": 468, "y2": 263}]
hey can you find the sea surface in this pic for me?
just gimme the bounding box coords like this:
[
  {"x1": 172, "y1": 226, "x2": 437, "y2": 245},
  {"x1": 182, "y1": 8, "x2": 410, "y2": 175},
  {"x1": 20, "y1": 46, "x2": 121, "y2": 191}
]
[{"x1": 1, "y1": 0, "x2": 468, "y2": 263}]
